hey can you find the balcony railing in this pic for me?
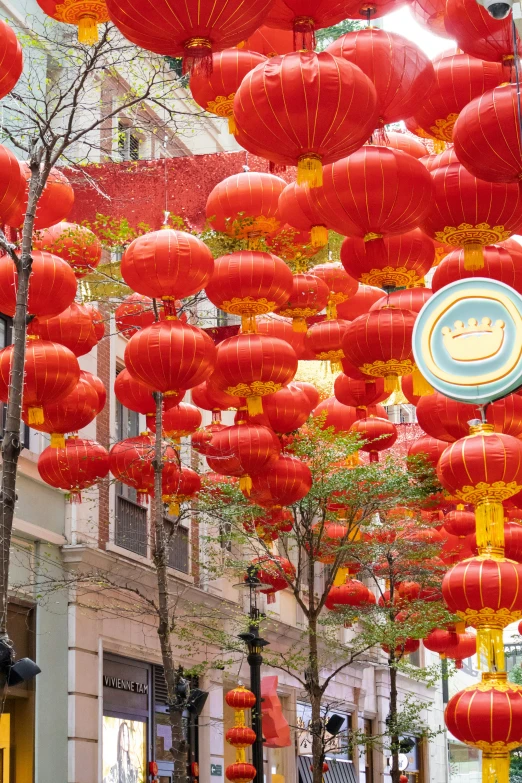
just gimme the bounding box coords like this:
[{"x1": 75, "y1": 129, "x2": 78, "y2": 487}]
[{"x1": 116, "y1": 495, "x2": 148, "y2": 556}]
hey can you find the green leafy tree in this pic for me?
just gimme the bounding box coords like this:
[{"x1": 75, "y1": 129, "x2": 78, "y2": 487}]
[{"x1": 315, "y1": 20, "x2": 363, "y2": 51}]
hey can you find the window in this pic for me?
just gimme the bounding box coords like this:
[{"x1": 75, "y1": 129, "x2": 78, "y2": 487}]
[
  {"x1": 166, "y1": 520, "x2": 190, "y2": 573},
  {"x1": 115, "y1": 394, "x2": 148, "y2": 556},
  {"x1": 118, "y1": 120, "x2": 140, "y2": 161}
]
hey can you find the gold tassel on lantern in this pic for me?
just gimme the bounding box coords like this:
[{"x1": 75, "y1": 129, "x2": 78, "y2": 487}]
[
  {"x1": 292, "y1": 317, "x2": 308, "y2": 333},
  {"x1": 28, "y1": 406, "x2": 44, "y2": 425},
  {"x1": 482, "y1": 752, "x2": 510, "y2": 783},
  {"x1": 297, "y1": 154, "x2": 323, "y2": 188},
  {"x1": 433, "y1": 139, "x2": 446, "y2": 154},
  {"x1": 228, "y1": 115, "x2": 237, "y2": 135},
  {"x1": 311, "y1": 225, "x2": 328, "y2": 247},
  {"x1": 50, "y1": 433, "x2": 66, "y2": 448},
  {"x1": 246, "y1": 396, "x2": 263, "y2": 416},
  {"x1": 241, "y1": 314, "x2": 257, "y2": 333},
  {"x1": 169, "y1": 500, "x2": 180, "y2": 516},
  {"x1": 384, "y1": 374, "x2": 400, "y2": 394},
  {"x1": 411, "y1": 367, "x2": 434, "y2": 397},
  {"x1": 334, "y1": 567, "x2": 349, "y2": 586},
  {"x1": 239, "y1": 475, "x2": 252, "y2": 495},
  {"x1": 78, "y1": 15, "x2": 98, "y2": 44},
  {"x1": 326, "y1": 299, "x2": 337, "y2": 320},
  {"x1": 477, "y1": 625, "x2": 505, "y2": 672},
  {"x1": 463, "y1": 243, "x2": 484, "y2": 271},
  {"x1": 475, "y1": 499, "x2": 505, "y2": 552}
]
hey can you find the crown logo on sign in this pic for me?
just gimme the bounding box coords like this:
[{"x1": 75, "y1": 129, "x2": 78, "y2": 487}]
[{"x1": 441, "y1": 317, "x2": 505, "y2": 362}]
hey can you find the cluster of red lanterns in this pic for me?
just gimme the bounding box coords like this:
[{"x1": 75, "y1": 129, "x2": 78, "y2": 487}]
[{"x1": 225, "y1": 686, "x2": 257, "y2": 783}]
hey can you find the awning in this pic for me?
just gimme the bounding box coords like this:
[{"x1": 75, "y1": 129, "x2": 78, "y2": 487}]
[{"x1": 298, "y1": 756, "x2": 357, "y2": 783}]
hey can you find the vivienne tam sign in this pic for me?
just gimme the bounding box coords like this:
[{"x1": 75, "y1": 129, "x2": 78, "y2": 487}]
[{"x1": 103, "y1": 675, "x2": 149, "y2": 695}]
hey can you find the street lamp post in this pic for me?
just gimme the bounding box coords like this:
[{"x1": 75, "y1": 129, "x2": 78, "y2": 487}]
[{"x1": 237, "y1": 567, "x2": 270, "y2": 783}]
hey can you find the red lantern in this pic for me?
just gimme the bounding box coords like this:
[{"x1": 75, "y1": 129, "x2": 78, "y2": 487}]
[
  {"x1": 444, "y1": 631, "x2": 477, "y2": 667},
  {"x1": 38, "y1": 436, "x2": 109, "y2": 502},
  {"x1": 243, "y1": 26, "x2": 295, "y2": 57},
  {"x1": 8, "y1": 165, "x2": 74, "y2": 230},
  {"x1": 125, "y1": 320, "x2": 217, "y2": 396},
  {"x1": 36, "y1": 0, "x2": 108, "y2": 43},
  {"x1": 33, "y1": 221, "x2": 102, "y2": 278},
  {"x1": 190, "y1": 49, "x2": 266, "y2": 133},
  {"x1": 421, "y1": 148, "x2": 459, "y2": 171},
  {"x1": 432, "y1": 240, "x2": 522, "y2": 294},
  {"x1": 422, "y1": 160, "x2": 522, "y2": 271},
  {"x1": 262, "y1": 383, "x2": 313, "y2": 433},
  {"x1": 205, "y1": 251, "x2": 293, "y2": 328},
  {"x1": 350, "y1": 416, "x2": 397, "y2": 462},
  {"x1": 226, "y1": 726, "x2": 256, "y2": 747},
  {"x1": 423, "y1": 628, "x2": 458, "y2": 656},
  {"x1": 326, "y1": 29, "x2": 434, "y2": 127},
  {"x1": 292, "y1": 381, "x2": 320, "y2": 410},
  {"x1": 81, "y1": 370, "x2": 106, "y2": 414},
  {"x1": 0, "y1": 338, "x2": 79, "y2": 424},
  {"x1": 147, "y1": 403, "x2": 202, "y2": 440},
  {"x1": 313, "y1": 397, "x2": 358, "y2": 433},
  {"x1": 109, "y1": 433, "x2": 179, "y2": 505},
  {"x1": 121, "y1": 229, "x2": 214, "y2": 314},
  {"x1": 115, "y1": 293, "x2": 156, "y2": 337},
  {"x1": 166, "y1": 466, "x2": 201, "y2": 514},
  {"x1": 214, "y1": 332, "x2": 297, "y2": 415},
  {"x1": 410, "y1": 0, "x2": 449, "y2": 36},
  {"x1": 313, "y1": 148, "x2": 433, "y2": 243},
  {"x1": 0, "y1": 145, "x2": 25, "y2": 225},
  {"x1": 250, "y1": 554, "x2": 295, "y2": 600},
  {"x1": 249, "y1": 455, "x2": 312, "y2": 507},
  {"x1": 304, "y1": 319, "x2": 351, "y2": 370},
  {"x1": 444, "y1": 508, "x2": 476, "y2": 538},
  {"x1": 334, "y1": 375, "x2": 385, "y2": 412},
  {"x1": 256, "y1": 315, "x2": 306, "y2": 358},
  {"x1": 445, "y1": 0, "x2": 522, "y2": 64},
  {"x1": 0, "y1": 250, "x2": 77, "y2": 318},
  {"x1": 115, "y1": 368, "x2": 184, "y2": 416},
  {"x1": 105, "y1": 0, "x2": 272, "y2": 74},
  {"x1": 275, "y1": 273, "x2": 329, "y2": 332},
  {"x1": 340, "y1": 229, "x2": 435, "y2": 289},
  {"x1": 29, "y1": 302, "x2": 100, "y2": 357},
  {"x1": 325, "y1": 579, "x2": 375, "y2": 610},
  {"x1": 263, "y1": 0, "x2": 354, "y2": 50},
  {"x1": 225, "y1": 687, "x2": 256, "y2": 709},
  {"x1": 369, "y1": 287, "x2": 432, "y2": 314},
  {"x1": 445, "y1": 672, "x2": 522, "y2": 782},
  {"x1": 24, "y1": 377, "x2": 99, "y2": 447},
  {"x1": 407, "y1": 435, "x2": 447, "y2": 470},
  {"x1": 278, "y1": 183, "x2": 328, "y2": 249},
  {"x1": 226, "y1": 764, "x2": 256, "y2": 783},
  {"x1": 336, "y1": 285, "x2": 384, "y2": 321},
  {"x1": 206, "y1": 172, "x2": 286, "y2": 242},
  {"x1": 380, "y1": 131, "x2": 427, "y2": 159},
  {"x1": 210, "y1": 421, "x2": 281, "y2": 492},
  {"x1": 412, "y1": 54, "x2": 508, "y2": 144},
  {"x1": 309, "y1": 263, "x2": 357, "y2": 319},
  {"x1": 234, "y1": 51, "x2": 378, "y2": 187},
  {"x1": 191, "y1": 382, "x2": 241, "y2": 412},
  {"x1": 417, "y1": 391, "x2": 522, "y2": 441},
  {"x1": 0, "y1": 20, "x2": 22, "y2": 99}
]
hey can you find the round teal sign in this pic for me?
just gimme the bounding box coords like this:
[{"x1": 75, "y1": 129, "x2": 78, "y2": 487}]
[{"x1": 412, "y1": 278, "x2": 522, "y2": 405}]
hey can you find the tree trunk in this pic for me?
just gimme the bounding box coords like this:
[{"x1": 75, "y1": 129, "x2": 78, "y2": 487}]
[
  {"x1": 0, "y1": 165, "x2": 44, "y2": 644},
  {"x1": 389, "y1": 658, "x2": 401, "y2": 783},
  {"x1": 151, "y1": 391, "x2": 188, "y2": 783},
  {"x1": 307, "y1": 602, "x2": 325, "y2": 783}
]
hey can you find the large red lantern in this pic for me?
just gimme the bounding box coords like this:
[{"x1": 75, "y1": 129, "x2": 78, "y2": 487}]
[
  {"x1": 292, "y1": 381, "x2": 320, "y2": 410},
  {"x1": 350, "y1": 416, "x2": 397, "y2": 461},
  {"x1": 443, "y1": 508, "x2": 476, "y2": 538},
  {"x1": 206, "y1": 172, "x2": 286, "y2": 242},
  {"x1": 309, "y1": 263, "x2": 357, "y2": 319},
  {"x1": 249, "y1": 555, "x2": 295, "y2": 602},
  {"x1": 114, "y1": 368, "x2": 184, "y2": 416},
  {"x1": 340, "y1": 229, "x2": 435, "y2": 289},
  {"x1": 411, "y1": 54, "x2": 508, "y2": 144},
  {"x1": 453, "y1": 84, "x2": 522, "y2": 184},
  {"x1": 0, "y1": 20, "x2": 22, "y2": 99},
  {"x1": 36, "y1": 0, "x2": 108, "y2": 43},
  {"x1": 121, "y1": 229, "x2": 213, "y2": 313},
  {"x1": 446, "y1": 672, "x2": 522, "y2": 782},
  {"x1": 304, "y1": 319, "x2": 351, "y2": 370},
  {"x1": 313, "y1": 397, "x2": 358, "y2": 433},
  {"x1": 437, "y1": 423, "x2": 522, "y2": 552},
  {"x1": 234, "y1": 51, "x2": 378, "y2": 187},
  {"x1": 38, "y1": 436, "x2": 109, "y2": 501},
  {"x1": 417, "y1": 390, "x2": 522, "y2": 441},
  {"x1": 166, "y1": 466, "x2": 201, "y2": 515},
  {"x1": 8, "y1": 165, "x2": 74, "y2": 230},
  {"x1": 0, "y1": 145, "x2": 25, "y2": 225},
  {"x1": 422, "y1": 161, "x2": 522, "y2": 270},
  {"x1": 313, "y1": 148, "x2": 433, "y2": 241},
  {"x1": 105, "y1": 0, "x2": 272, "y2": 73},
  {"x1": 249, "y1": 455, "x2": 312, "y2": 507},
  {"x1": 369, "y1": 287, "x2": 432, "y2": 314},
  {"x1": 81, "y1": 370, "x2": 106, "y2": 414},
  {"x1": 0, "y1": 250, "x2": 77, "y2": 318},
  {"x1": 444, "y1": 0, "x2": 522, "y2": 64},
  {"x1": 243, "y1": 26, "x2": 295, "y2": 57},
  {"x1": 262, "y1": 383, "x2": 313, "y2": 433},
  {"x1": 210, "y1": 421, "x2": 281, "y2": 492},
  {"x1": 334, "y1": 375, "x2": 385, "y2": 411},
  {"x1": 423, "y1": 628, "x2": 458, "y2": 656},
  {"x1": 336, "y1": 285, "x2": 384, "y2": 320},
  {"x1": 407, "y1": 435, "x2": 447, "y2": 471},
  {"x1": 190, "y1": 49, "x2": 266, "y2": 133},
  {"x1": 205, "y1": 251, "x2": 293, "y2": 330},
  {"x1": 263, "y1": 0, "x2": 353, "y2": 50},
  {"x1": 214, "y1": 333, "x2": 297, "y2": 415},
  {"x1": 115, "y1": 293, "x2": 165, "y2": 337},
  {"x1": 278, "y1": 182, "x2": 328, "y2": 249},
  {"x1": 326, "y1": 30, "x2": 434, "y2": 127},
  {"x1": 33, "y1": 221, "x2": 102, "y2": 278},
  {"x1": 325, "y1": 579, "x2": 375, "y2": 611},
  {"x1": 432, "y1": 241, "x2": 522, "y2": 294},
  {"x1": 381, "y1": 131, "x2": 427, "y2": 159},
  {"x1": 109, "y1": 434, "x2": 179, "y2": 505},
  {"x1": 29, "y1": 302, "x2": 100, "y2": 357},
  {"x1": 147, "y1": 403, "x2": 202, "y2": 440},
  {"x1": 0, "y1": 338, "x2": 79, "y2": 424},
  {"x1": 125, "y1": 320, "x2": 217, "y2": 396},
  {"x1": 275, "y1": 273, "x2": 329, "y2": 332},
  {"x1": 191, "y1": 381, "x2": 240, "y2": 413},
  {"x1": 341, "y1": 307, "x2": 417, "y2": 392},
  {"x1": 24, "y1": 377, "x2": 99, "y2": 447},
  {"x1": 257, "y1": 315, "x2": 306, "y2": 357}
]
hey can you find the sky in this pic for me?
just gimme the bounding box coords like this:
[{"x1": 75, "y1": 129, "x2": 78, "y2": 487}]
[{"x1": 382, "y1": 5, "x2": 455, "y2": 58}]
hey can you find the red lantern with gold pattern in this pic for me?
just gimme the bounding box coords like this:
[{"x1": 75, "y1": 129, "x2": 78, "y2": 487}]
[
  {"x1": 304, "y1": 319, "x2": 351, "y2": 370},
  {"x1": 263, "y1": 0, "x2": 353, "y2": 50},
  {"x1": 370, "y1": 287, "x2": 432, "y2": 314},
  {"x1": 278, "y1": 182, "x2": 328, "y2": 249},
  {"x1": 191, "y1": 381, "x2": 241, "y2": 413},
  {"x1": 309, "y1": 263, "x2": 358, "y2": 319},
  {"x1": 432, "y1": 241, "x2": 522, "y2": 294},
  {"x1": 446, "y1": 672, "x2": 522, "y2": 783},
  {"x1": 109, "y1": 433, "x2": 179, "y2": 505},
  {"x1": 326, "y1": 29, "x2": 434, "y2": 127},
  {"x1": 336, "y1": 284, "x2": 384, "y2": 320},
  {"x1": 115, "y1": 369, "x2": 184, "y2": 417},
  {"x1": 262, "y1": 383, "x2": 313, "y2": 433},
  {"x1": 234, "y1": 51, "x2": 378, "y2": 188},
  {"x1": 313, "y1": 397, "x2": 358, "y2": 433},
  {"x1": 226, "y1": 726, "x2": 256, "y2": 748},
  {"x1": 206, "y1": 172, "x2": 286, "y2": 242},
  {"x1": 125, "y1": 320, "x2": 216, "y2": 396},
  {"x1": 38, "y1": 436, "x2": 109, "y2": 502},
  {"x1": 147, "y1": 403, "x2": 202, "y2": 439},
  {"x1": 422, "y1": 160, "x2": 522, "y2": 270},
  {"x1": 275, "y1": 273, "x2": 329, "y2": 332},
  {"x1": 412, "y1": 54, "x2": 508, "y2": 144},
  {"x1": 334, "y1": 375, "x2": 385, "y2": 412},
  {"x1": 249, "y1": 455, "x2": 312, "y2": 507},
  {"x1": 36, "y1": 0, "x2": 108, "y2": 43},
  {"x1": 249, "y1": 554, "x2": 295, "y2": 600},
  {"x1": 0, "y1": 250, "x2": 77, "y2": 318},
  {"x1": 105, "y1": 0, "x2": 272, "y2": 74},
  {"x1": 226, "y1": 687, "x2": 256, "y2": 710},
  {"x1": 33, "y1": 221, "x2": 102, "y2": 278},
  {"x1": 210, "y1": 421, "x2": 281, "y2": 493},
  {"x1": 190, "y1": 49, "x2": 266, "y2": 133},
  {"x1": 314, "y1": 148, "x2": 434, "y2": 245},
  {"x1": 407, "y1": 435, "x2": 447, "y2": 471},
  {"x1": 24, "y1": 377, "x2": 99, "y2": 447},
  {"x1": 340, "y1": 229, "x2": 435, "y2": 289},
  {"x1": 121, "y1": 229, "x2": 214, "y2": 314},
  {"x1": 350, "y1": 416, "x2": 397, "y2": 462},
  {"x1": 8, "y1": 165, "x2": 74, "y2": 230},
  {"x1": 227, "y1": 761, "x2": 257, "y2": 781},
  {"x1": 29, "y1": 302, "x2": 100, "y2": 357},
  {"x1": 243, "y1": 26, "x2": 295, "y2": 57},
  {"x1": 165, "y1": 466, "x2": 201, "y2": 515},
  {"x1": 445, "y1": 0, "x2": 522, "y2": 64},
  {"x1": 205, "y1": 251, "x2": 293, "y2": 329}
]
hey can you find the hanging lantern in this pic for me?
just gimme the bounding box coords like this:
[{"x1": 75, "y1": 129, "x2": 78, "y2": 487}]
[
  {"x1": 225, "y1": 684, "x2": 255, "y2": 771},
  {"x1": 341, "y1": 307, "x2": 417, "y2": 393},
  {"x1": 105, "y1": 0, "x2": 272, "y2": 74},
  {"x1": 0, "y1": 145, "x2": 25, "y2": 226},
  {"x1": 407, "y1": 435, "x2": 447, "y2": 471},
  {"x1": 443, "y1": 508, "x2": 476, "y2": 538},
  {"x1": 165, "y1": 466, "x2": 201, "y2": 515},
  {"x1": 263, "y1": 0, "x2": 354, "y2": 50},
  {"x1": 325, "y1": 579, "x2": 375, "y2": 612},
  {"x1": 125, "y1": 320, "x2": 217, "y2": 397},
  {"x1": 249, "y1": 554, "x2": 295, "y2": 602},
  {"x1": 340, "y1": 229, "x2": 435, "y2": 290},
  {"x1": 421, "y1": 148, "x2": 459, "y2": 172},
  {"x1": 342, "y1": 0, "x2": 415, "y2": 19},
  {"x1": 326, "y1": 29, "x2": 434, "y2": 128},
  {"x1": 422, "y1": 159, "x2": 522, "y2": 272},
  {"x1": 446, "y1": 672, "x2": 522, "y2": 783},
  {"x1": 33, "y1": 221, "x2": 102, "y2": 278},
  {"x1": 146, "y1": 403, "x2": 202, "y2": 440},
  {"x1": 292, "y1": 381, "x2": 320, "y2": 410},
  {"x1": 334, "y1": 375, "x2": 385, "y2": 413},
  {"x1": 0, "y1": 20, "x2": 22, "y2": 99},
  {"x1": 190, "y1": 49, "x2": 266, "y2": 133},
  {"x1": 109, "y1": 433, "x2": 179, "y2": 505},
  {"x1": 24, "y1": 377, "x2": 99, "y2": 447},
  {"x1": 210, "y1": 421, "x2": 281, "y2": 493},
  {"x1": 0, "y1": 338, "x2": 79, "y2": 425},
  {"x1": 191, "y1": 381, "x2": 241, "y2": 414},
  {"x1": 336, "y1": 284, "x2": 384, "y2": 321},
  {"x1": 243, "y1": 26, "x2": 295, "y2": 56},
  {"x1": 29, "y1": 302, "x2": 100, "y2": 356},
  {"x1": 8, "y1": 165, "x2": 74, "y2": 230},
  {"x1": 417, "y1": 390, "x2": 522, "y2": 442},
  {"x1": 262, "y1": 383, "x2": 313, "y2": 434},
  {"x1": 350, "y1": 416, "x2": 397, "y2": 462},
  {"x1": 81, "y1": 370, "x2": 106, "y2": 414},
  {"x1": 423, "y1": 628, "x2": 459, "y2": 657},
  {"x1": 369, "y1": 287, "x2": 432, "y2": 314},
  {"x1": 278, "y1": 182, "x2": 328, "y2": 249},
  {"x1": 0, "y1": 250, "x2": 77, "y2": 318},
  {"x1": 379, "y1": 131, "x2": 427, "y2": 159},
  {"x1": 313, "y1": 397, "x2": 358, "y2": 433},
  {"x1": 445, "y1": 0, "x2": 522, "y2": 64},
  {"x1": 38, "y1": 436, "x2": 109, "y2": 501},
  {"x1": 275, "y1": 273, "x2": 329, "y2": 332},
  {"x1": 205, "y1": 250, "x2": 293, "y2": 331},
  {"x1": 36, "y1": 0, "x2": 109, "y2": 43},
  {"x1": 206, "y1": 172, "x2": 286, "y2": 243},
  {"x1": 312, "y1": 523, "x2": 360, "y2": 565},
  {"x1": 304, "y1": 319, "x2": 351, "y2": 372},
  {"x1": 256, "y1": 315, "x2": 306, "y2": 358},
  {"x1": 432, "y1": 241, "x2": 522, "y2": 294},
  {"x1": 443, "y1": 631, "x2": 477, "y2": 668},
  {"x1": 410, "y1": 0, "x2": 450, "y2": 37},
  {"x1": 309, "y1": 263, "x2": 357, "y2": 320},
  {"x1": 313, "y1": 148, "x2": 433, "y2": 244},
  {"x1": 234, "y1": 51, "x2": 378, "y2": 187},
  {"x1": 114, "y1": 368, "x2": 184, "y2": 417},
  {"x1": 248, "y1": 455, "x2": 312, "y2": 507},
  {"x1": 411, "y1": 54, "x2": 508, "y2": 146},
  {"x1": 121, "y1": 229, "x2": 214, "y2": 315}
]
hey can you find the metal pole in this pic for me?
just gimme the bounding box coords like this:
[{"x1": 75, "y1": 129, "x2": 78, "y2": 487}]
[{"x1": 248, "y1": 620, "x2": 264, "y2": 783}]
